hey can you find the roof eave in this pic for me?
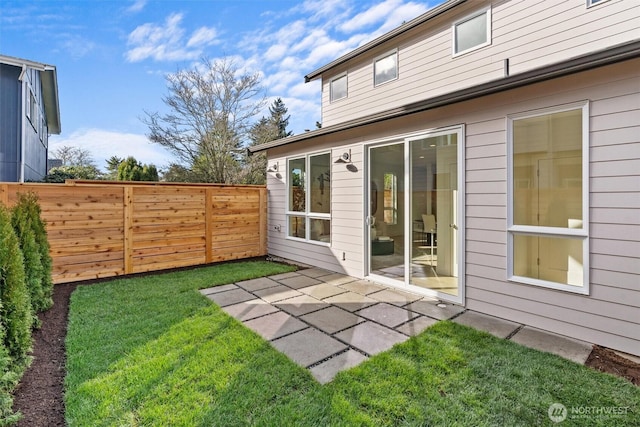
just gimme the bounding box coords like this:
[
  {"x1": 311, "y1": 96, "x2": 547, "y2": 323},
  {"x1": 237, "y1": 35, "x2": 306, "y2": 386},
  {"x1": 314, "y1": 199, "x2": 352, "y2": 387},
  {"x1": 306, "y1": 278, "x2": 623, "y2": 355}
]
[
  {"x1": 252, "y1": 39, "x2": 640, "y2": 154},
  {"x1": 40, "y1": 68, "x2": 61, "y2": 134},
  {"x1": 304, "y1": 0, "x2": 467, "y2": 82}
]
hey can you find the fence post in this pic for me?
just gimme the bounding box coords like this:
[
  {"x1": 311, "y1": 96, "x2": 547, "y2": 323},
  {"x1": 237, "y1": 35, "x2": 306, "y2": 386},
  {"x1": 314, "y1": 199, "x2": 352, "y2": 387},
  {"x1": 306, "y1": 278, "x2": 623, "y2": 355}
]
[
  {"x1": 205, "y1": 187, "x2": 213, "y2": 263},
  {"x1": 259, "y1": 187, "x2": 267, "y2": 255},
  {"x1": 123, "y1": 186, "x2": 134, "y2": 275}
]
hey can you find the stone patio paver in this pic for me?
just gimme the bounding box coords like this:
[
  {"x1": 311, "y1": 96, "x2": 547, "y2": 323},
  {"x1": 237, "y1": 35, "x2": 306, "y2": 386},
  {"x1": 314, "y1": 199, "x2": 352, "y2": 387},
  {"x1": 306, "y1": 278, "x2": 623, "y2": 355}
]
[
  {"x1": 243, "y1": 311, "x2": 307, "y2": 340},
  {"x1": 396, "y1": 316, "x2": 438, "y2": 336},
  {"x1": 454, "y1": 311, "x2": 520, "y2": 339},
  {"x1": 300, "y1": 306, "x2": 365, "y2": 334},
  {"x1": 310, "y1": 350, "x2": 369, "y2": 384},
  {"x1": 323, "y1": 291, "x2": 378, "y2": 312},
  {"x1": 298, "y1": 268, "x2": 334, "y2": 278},
  {"x1": 356, "y1": 303, "x2": 419, "y2": 328},
  {"x1": 221, "y1": 299, "x2": 280, "y2": 322},
  {"x1": 274, "y1": 294, "x2": 329, "y2": 316},
  {"x1": 368, "y1": 288, "x2": 423, "y2": 306},
  {"x1": 236, "y1": 277, "x2": 281, "y2": 292},
  {"x1": 315, "y1": 273, "x2": 356, "y2": 286},
  {"x1": 510, "y1": 326, "x2": 592, "y2": 364},
  {"x1": 204, "y1": 288, "x2": 255, "y2": 307},
  {"x1": 268, "y1": 271, "x2": 302, "y2": 280},
  {"x1": 272, "y1": 328, "x2": 347, "y2": 367},
  {"x1": 335, "y1": 321, "x2": 408, "y2": 356},
  {"x1": 339, "y1": 280, "x2": 386, "y2": 295},
  {"x1": 277, "y1": 275, "x2": 323, "y2": 289},
  {"x1": 298, "y1": 283, "x2": 348, "y2": 299},
  {"x1": 253, "y1": 285, "x2": 303, "y2": 303},
  {"x1": 407, "y1": 299, "x2": 465, "y2": 320},
  {"x1": 199, "y1": 284, "x2": 238, "y2": 295}
]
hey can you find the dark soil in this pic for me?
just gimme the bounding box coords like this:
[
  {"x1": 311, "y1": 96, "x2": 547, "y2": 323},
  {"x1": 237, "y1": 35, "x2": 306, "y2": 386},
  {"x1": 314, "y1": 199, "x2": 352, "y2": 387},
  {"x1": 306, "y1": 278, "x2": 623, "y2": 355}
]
[{"x1": 11, "y1": 278, "x2": 640, "y2": 426}]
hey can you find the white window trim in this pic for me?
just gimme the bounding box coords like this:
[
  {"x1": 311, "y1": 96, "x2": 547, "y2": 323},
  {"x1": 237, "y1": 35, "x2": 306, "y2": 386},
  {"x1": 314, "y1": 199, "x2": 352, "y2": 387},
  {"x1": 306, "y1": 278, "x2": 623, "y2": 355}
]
[
  {"x1": 329, "y1": 73, "x2": 347, "y2": 103},
  {"x1": 286, "y1": 152, "x2": 332, "y2": 246},
  {"x1": 451, "y1": 7, "x2": 492, "y2": 57},
  {"x1": 506, "y1": 101, "x2": 590, "y2": 294},
  {"x1": 373, "y1": 49, "x2": 398, "y2": 87}
]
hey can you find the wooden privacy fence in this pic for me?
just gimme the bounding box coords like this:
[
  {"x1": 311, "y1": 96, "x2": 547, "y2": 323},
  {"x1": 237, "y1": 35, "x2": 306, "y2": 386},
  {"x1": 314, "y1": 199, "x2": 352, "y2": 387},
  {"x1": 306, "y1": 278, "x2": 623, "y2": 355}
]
[{"x1": 0, "y1": 181, "x2": 267, "y2": 284}]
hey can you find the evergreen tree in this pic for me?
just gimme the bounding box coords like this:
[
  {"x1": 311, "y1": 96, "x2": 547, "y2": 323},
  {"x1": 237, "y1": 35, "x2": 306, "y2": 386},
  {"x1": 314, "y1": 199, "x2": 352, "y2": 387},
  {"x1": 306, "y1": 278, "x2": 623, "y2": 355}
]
[{"x1": 116, "y1": 157, "x2": 159, "y2": 181}]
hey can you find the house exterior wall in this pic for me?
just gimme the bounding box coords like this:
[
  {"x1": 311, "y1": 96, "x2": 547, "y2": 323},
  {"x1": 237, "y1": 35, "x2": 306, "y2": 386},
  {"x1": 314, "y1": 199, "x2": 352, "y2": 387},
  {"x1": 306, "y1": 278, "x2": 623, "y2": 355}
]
[
  {"x1": 0, "y1": 63, "x2": 21, "y2": 182},
  {"x1": 266, "y1": 59, "x2": 640, "y2": 355},
  {"x1": 320, "y1": 0, "x2": 639, "y2": 128},
  {"x1": 0, "y1": 63, "x2": 49, "y2": 182}
]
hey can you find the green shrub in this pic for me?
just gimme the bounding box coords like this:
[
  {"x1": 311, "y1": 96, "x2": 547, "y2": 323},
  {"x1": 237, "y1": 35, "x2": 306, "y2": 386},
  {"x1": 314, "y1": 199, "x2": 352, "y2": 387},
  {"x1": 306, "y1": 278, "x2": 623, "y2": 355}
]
[
  {"x1": 0, "y1": 205, "x2": 32, "y2": 367},
  {"x1": 11, "y1": 193, "x2": 53, "y2": 313}
]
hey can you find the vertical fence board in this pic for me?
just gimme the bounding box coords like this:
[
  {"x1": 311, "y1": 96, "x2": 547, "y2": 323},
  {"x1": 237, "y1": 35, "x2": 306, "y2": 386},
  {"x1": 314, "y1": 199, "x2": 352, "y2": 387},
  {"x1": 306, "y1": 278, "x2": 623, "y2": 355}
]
[{"x1": 0, "y1": 181, "x2": 267, "y2": 284}]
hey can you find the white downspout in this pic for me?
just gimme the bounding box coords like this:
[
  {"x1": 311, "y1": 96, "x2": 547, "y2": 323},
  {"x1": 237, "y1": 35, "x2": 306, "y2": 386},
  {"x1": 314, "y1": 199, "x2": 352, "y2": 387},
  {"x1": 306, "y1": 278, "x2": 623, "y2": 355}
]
[{"x1": 18, "y1": 64, "x2": 27, "y2": 182}]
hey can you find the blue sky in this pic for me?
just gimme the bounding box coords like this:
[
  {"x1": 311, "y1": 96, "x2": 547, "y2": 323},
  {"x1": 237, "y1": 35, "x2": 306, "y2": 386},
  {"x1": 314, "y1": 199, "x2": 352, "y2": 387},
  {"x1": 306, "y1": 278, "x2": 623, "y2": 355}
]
[{"x1": 1, "y1": 0, "x2": 435, "y2": 171}]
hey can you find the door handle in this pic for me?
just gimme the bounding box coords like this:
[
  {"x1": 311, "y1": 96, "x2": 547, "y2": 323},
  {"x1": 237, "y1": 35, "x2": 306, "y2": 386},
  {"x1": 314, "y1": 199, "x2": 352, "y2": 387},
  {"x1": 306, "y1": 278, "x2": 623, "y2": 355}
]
[{"x1": 450, "y1": 224, "x2": 458, "y2": 230}]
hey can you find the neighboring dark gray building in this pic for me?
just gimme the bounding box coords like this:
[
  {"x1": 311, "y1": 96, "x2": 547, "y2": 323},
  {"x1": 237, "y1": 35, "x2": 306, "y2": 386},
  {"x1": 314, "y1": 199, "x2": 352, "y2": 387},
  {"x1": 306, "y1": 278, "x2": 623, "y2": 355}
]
[{"x1": 0, "y1": 55, "x2": 61, "y2": 182}]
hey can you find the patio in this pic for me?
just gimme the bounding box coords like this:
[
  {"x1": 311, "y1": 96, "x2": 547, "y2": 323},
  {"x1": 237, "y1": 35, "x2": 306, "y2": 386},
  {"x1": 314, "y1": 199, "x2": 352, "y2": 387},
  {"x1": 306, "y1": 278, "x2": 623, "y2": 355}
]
[{"x1": 201, "y1": 267, "x2": 593, "y2": 384}]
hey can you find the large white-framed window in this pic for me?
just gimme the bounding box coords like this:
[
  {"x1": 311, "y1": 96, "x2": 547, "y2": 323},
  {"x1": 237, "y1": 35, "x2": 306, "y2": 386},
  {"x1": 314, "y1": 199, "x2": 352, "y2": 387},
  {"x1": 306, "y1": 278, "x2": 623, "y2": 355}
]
[
  {"x1": 374, "y1": 50, "x2": 398, "y2": 87},
  {"x1": 507, "y1": 101, "x2": 589, "y2": 294},
  {"x1": 452, "y1": 7, "x2": 491, "y2": 56},
  {"x1": 287, "y1": 152, "x2": 331, "y2": 245},
  {"x1": 330, "y1": 73, "x2": 347, "y2": 102}
]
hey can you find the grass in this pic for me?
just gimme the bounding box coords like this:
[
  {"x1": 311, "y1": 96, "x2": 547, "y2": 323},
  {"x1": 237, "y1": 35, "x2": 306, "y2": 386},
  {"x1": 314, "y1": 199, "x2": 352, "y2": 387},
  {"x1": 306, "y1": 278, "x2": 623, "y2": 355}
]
[{"x1": 65, "y1": 261, "x2": 639, "y2": 426}]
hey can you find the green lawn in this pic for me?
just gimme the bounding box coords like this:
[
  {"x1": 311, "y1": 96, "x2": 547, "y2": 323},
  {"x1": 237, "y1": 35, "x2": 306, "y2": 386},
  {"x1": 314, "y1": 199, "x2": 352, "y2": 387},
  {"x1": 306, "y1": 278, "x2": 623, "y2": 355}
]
[{"x1": 65, "y1": 261, "x2": 639, "y2": 426}]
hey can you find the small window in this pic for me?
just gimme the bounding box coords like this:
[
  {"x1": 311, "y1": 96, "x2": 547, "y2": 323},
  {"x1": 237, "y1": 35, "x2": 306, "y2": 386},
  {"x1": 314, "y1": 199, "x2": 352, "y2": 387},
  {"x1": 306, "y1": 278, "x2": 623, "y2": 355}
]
[
  {"x1": 508, "y1": 102, "x2": 589, "y2": 293},
  {"x1": 374, "y1": 50, "x2": 398, "y2": 86},
  {"x1": 330, "y1": 74, "x2": 347, "y2": 102},
  {"x1": 287, "y1": 152, "x2": 331, "y2": 244},
  {"x1": 587, "y1": 0, "x2": 609, "y2": 7},
  {"x1": 453, "y1": 8, "x2": 491, "y2": 56}
]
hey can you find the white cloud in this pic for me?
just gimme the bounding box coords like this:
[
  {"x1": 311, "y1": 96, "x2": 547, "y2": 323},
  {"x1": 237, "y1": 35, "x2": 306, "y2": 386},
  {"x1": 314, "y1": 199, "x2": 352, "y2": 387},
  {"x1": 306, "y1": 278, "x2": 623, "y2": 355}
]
[
  {"x1": 125, "y1": 13, "x2": 219, "y2": 62},
  {"x1": 127, "y1": 0, "x2": 147, "y2": 13},
  {"x1": 339, "y1": 0, "x2": 403, "y2": 33},
  {"x1": 49, "y1": 128, "x2": 174, "y2": 171}
]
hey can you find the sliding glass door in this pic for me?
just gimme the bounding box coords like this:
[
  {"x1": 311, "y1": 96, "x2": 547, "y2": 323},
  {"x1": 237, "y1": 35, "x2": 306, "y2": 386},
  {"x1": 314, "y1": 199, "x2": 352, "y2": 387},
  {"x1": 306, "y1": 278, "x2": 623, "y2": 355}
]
[{"x1": 367, "y1": 127, "x2": 463, "y2": 302}]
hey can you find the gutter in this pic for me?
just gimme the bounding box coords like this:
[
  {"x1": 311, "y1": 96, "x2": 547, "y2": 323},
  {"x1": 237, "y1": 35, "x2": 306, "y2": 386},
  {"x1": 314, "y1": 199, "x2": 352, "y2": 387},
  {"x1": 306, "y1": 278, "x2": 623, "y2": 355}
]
[
  {"x1": 251, "y1": 39, "x2": 640, "y2": 154},
  {"x1": 19, "y1": 65, "x2": 27, "y2": 182}
]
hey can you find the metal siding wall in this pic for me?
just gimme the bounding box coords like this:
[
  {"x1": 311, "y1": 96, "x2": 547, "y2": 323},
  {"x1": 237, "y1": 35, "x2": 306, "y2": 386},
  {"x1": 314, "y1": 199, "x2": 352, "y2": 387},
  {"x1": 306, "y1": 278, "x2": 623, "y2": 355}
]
[{"x1": 0, "y1": 63, "x2": 21, "y2": 182}]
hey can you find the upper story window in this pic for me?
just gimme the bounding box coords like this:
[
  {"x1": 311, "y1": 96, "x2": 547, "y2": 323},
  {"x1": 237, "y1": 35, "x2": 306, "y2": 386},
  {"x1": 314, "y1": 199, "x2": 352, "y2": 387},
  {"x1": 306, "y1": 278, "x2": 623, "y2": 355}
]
[
  {"x1": 507, "y1": 102, "x2": 589, "y2": 294},
  {"x1": 330, "y1": 74, "x2": 347, "y2": 102},
  {"x1": 452, "y1": 8, "x2": 491, "y2": 56},
  {"x1": 587, "y1": 0, "x2": 610, "y2": 7},
  {"x1": 374, "y1": 50, "x2": 398, "y2": 86}
]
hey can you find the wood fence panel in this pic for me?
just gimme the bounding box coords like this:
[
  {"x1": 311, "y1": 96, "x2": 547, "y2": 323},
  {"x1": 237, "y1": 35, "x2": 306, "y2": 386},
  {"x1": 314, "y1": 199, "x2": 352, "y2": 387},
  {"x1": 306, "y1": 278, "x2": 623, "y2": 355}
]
[{"x1": 0, "y1": 181, "x2": 267, "y2": 284}]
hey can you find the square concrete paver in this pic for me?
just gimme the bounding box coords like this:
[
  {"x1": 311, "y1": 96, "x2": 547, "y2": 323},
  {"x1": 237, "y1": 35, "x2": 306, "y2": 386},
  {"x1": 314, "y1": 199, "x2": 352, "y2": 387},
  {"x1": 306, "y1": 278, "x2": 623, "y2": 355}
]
[
  {"x1": 272, "y1": 328, "x2": 347, "y2": 367},
  {"x1": 317, "y1": 273, "x2": 356, "y2": 286},
  {"x1": 454, "y1": 311, "x2": 520, "y2": 339},
  {"x1": 335, "y1": 321, "x2": 408, "y2": 356},
  {"x1": 339, "y1": 280, "x2": 386, "y2": 295},
  {"x1": 396, "y1": 316, "x2": 438, "y2": 336},
  {"x1": 368, "y1": 288, "x2": 422, "y2": 306},
  {"x1": 298, "y1": 268, "x2": 333, "y2": 278},
  {"x1": 274, "y1": 294, "x2": 329, "y2": 316},
  {"x1": 356, "y1": 303, "x2": 419, "y2": 328},
  {"x1": 199, "y1": 284, "x2": 238, "y2": 295},
  {"x1": 253, "y1": 285, "x2": 303, "y2": 303},
  {"x1": 301, "y1": 306, "x2": 365, "y2": 334},
  {"x1": 268, "y1": 271, "x2": 301, "y2": 281},
  {"x1": 298, "y1": 283, "x2": 348, "y2": 300},
  {"x1": 222, "y1": 299, "x2": 280, "y2": 322},
  {"x1": 323, "y1": 292, "x2": 378, "y2": 312},
  {"x1": 407, "y1": 299, "x2": 465, "y2": 320},
  {"x1": 278, "y1": 275, "x2": 323, "y2": 289},
  {"x1": 243, "y1": 311, "x2": 307, "y2": 340},
  {"x1": 205, "y1": 288, "x2": 255, "y2": 307},
  {"x1": 236, "y1": 277, "x2": 281, "y2": 292},
  {"x1": 510, "y1": 326, "x2": 592, "y2": 364},
  {"x1": 310, "y1": 349, "x2": 369, "y2": 384}
]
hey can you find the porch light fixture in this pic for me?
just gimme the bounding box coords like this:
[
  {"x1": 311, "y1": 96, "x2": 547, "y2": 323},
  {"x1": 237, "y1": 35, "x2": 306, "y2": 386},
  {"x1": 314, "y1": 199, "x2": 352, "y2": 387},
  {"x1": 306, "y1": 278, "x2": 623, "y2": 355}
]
[
  {"x1": 267, "y1": 162, "x2": 279, "y2": 172},
  {"x1": 335, "y1": 149, "x2": 351, "y2": 163}
]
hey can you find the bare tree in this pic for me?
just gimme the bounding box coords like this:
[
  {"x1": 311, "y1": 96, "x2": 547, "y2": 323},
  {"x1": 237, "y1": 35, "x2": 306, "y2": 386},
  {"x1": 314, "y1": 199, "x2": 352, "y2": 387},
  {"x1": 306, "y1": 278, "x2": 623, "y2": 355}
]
[
  {"x1": 142, "y1": 57, "x2": 266, "y2": 183},
  {"x1": 52, "y1": 146, "x2": 95, "y2": 167}
]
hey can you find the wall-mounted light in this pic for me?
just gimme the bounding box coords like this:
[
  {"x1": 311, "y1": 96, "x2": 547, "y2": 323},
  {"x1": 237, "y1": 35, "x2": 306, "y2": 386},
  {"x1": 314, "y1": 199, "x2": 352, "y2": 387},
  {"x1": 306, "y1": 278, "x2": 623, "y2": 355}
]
[
  {"x1": 334, "y1": 149, "x2": 351, "y2": 163},
  {"x1": 267, "y1": 162, "x2": 279, "y2": 172}
]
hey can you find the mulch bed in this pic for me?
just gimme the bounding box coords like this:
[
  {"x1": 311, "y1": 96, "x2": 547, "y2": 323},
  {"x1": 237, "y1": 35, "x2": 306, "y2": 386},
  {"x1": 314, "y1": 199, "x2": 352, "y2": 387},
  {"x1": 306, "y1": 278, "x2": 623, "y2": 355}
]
[{"x1": 11, "y1": 281, "x2": 640, "y2": 426}]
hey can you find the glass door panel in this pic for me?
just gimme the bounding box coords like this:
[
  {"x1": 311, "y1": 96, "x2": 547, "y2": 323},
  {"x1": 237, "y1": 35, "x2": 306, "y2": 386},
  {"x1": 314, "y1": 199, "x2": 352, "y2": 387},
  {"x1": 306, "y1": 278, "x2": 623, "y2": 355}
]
[
  {"x1": 410, "y1": 133, "x2": 459, "y2": 296},
  {"x1": 368, "y1": 143, "x2": 405, "y2": 281}
]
